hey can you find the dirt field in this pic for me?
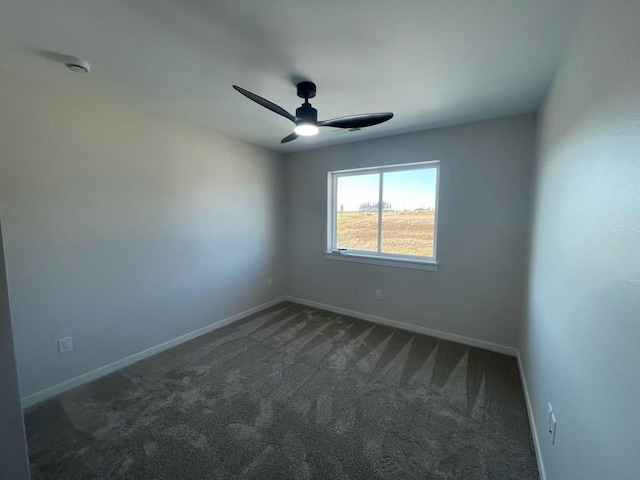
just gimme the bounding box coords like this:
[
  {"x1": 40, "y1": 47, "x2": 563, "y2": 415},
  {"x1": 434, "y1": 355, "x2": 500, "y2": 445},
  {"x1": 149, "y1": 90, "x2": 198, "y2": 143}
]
[{"x1": 336, "y1": 210, "x2": 435, "y2": 257}]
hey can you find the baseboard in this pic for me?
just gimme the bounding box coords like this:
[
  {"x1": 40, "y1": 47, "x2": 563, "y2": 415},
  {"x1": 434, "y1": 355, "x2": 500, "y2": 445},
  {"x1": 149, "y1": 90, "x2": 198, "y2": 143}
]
[
  {"x1": 284, "y1": 296, "x2": 518, "y2": 357},
  {"x1": 21, "y1": 295, "x2": 520, "y2": 408},
  {"x1": 517, "y1": 350, "x2": 547, "y2": 480},
  {"x1": 21, "y1": 297, "x2": 286, "y2": 409}
]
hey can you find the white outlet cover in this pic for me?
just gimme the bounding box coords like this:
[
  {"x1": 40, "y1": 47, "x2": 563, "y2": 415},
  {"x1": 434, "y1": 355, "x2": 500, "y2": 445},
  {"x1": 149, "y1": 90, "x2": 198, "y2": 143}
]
[{"x1": 58, "y1": 336, "x2": 73, "y2": 354}]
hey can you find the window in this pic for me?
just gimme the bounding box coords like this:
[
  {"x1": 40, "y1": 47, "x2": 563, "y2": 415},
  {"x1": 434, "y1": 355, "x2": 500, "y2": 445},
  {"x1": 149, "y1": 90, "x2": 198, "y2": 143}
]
[{"x1": 327, "y1": 161, "x2": 439, "y2": 270}]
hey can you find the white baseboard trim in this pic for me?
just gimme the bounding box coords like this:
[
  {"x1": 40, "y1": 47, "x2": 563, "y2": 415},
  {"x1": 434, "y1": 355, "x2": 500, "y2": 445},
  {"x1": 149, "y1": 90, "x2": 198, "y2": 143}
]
[
  {"x1": 21, "y1": 297, "x2": 286, "y2": 409},
  {"x1": 517, "y1": 350, "x2": 547, "y2": 480},
  {"x1": 283, "y1": 296, "x2": 518, "y2": 357}
]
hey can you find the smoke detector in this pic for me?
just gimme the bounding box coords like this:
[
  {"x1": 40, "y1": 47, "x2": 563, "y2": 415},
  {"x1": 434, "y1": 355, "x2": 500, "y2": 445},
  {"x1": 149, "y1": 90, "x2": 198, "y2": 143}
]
[{"x1": 64, "y1": 57, "x2": 91, "y2": 74}]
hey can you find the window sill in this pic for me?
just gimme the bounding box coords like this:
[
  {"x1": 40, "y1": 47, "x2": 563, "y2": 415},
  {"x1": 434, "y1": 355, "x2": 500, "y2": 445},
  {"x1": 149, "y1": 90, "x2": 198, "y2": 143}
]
[{"x1": 324, "y1": 251, "x2": 439, "y2": 271}]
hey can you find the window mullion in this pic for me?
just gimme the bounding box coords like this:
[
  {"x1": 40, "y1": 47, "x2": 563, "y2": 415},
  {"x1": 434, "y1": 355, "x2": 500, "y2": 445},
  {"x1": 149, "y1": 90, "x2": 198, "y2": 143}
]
[
  {"x1": 377, "y1": 172, "x2": 384, "y2": 253},
  {"x1": 332, "y1": 173, "x2": 338, "y2": 250}
]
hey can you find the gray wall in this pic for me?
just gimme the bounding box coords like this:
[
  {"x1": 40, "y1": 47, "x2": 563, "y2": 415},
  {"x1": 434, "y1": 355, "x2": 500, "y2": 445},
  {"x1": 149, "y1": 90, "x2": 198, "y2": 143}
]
[
  {"x1": 285, "y1": 114, "x2": 535, "y2": 347},
  {"x1": 521, "y1": 0, "x2": 640, "y2": 478},
  {"x1": 0, "y1": 70, "x2": 285, "y2": 399},
  {"x1": 0, "y1": 221, "x2": 30, "y2": 479}
]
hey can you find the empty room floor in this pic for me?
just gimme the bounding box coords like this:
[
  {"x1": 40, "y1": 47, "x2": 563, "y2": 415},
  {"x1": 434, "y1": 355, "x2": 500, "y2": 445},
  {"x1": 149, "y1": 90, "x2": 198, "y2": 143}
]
[{"x1": 24, "y1": 303, "x2": 538, "y2": 479}]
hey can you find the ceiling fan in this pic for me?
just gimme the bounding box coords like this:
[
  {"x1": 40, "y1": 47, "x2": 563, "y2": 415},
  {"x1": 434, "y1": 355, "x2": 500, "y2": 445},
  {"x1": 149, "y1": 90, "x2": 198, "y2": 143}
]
[{"x1": 233, "y1": 81, "x2": 394, "y2": 143}]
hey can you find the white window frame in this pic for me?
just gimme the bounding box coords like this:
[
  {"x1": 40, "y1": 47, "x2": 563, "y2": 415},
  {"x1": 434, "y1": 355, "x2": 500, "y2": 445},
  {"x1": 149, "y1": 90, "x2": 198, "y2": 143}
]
[{"x1": 326, "y1": 161, "x2": 440, "y2": 271}]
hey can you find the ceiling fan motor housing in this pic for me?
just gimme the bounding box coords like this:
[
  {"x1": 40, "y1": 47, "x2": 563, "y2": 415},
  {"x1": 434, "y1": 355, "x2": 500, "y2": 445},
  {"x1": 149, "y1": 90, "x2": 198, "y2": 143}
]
[{"x1": 295, "y1": 103, "x2": 318, "y2": 124}]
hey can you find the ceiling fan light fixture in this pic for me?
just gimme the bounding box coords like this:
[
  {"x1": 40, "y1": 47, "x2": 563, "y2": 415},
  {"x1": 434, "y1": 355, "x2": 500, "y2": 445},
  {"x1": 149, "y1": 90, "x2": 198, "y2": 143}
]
[
  {"x1": 232, "y1": 82, "x2": 393, "y2": 144},
  {"x1": 294, "y1": 123, "x2": 319, "y2": 136}
]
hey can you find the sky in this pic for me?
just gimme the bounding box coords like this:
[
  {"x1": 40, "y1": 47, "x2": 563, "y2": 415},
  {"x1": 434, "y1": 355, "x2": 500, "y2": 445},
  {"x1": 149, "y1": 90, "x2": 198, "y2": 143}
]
[{"x1": 336, "y1": 168, "x2": 437, "y2": 211}]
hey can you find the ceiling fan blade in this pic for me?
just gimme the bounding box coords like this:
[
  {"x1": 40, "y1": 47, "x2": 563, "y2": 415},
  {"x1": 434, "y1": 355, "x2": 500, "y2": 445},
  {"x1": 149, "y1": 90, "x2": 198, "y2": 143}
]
[
  {"x1": 281, "y1": 132, "x2": 299, "y2": 143},
  {"x1": 318, "y1": 112, "x2": 393, "y2": 129},
  {"x1": 233, "y1": 85, "x2": 296, "y2": 123}
]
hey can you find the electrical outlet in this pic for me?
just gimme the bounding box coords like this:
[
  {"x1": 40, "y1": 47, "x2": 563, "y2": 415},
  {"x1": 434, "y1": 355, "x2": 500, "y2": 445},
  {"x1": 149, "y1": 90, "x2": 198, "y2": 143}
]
[
  {"x1": 547, "y1": 403, "x2": 557, "y2": 445},
  {"x1": 58, "y1": 336, "x2": 73, "y2": 354},
  {"x1": 267, "y1": 277, "x2": 274, "y2": 287},
  {"x1": 375, "y1": 289, "x2": 383, "y2": 300}
]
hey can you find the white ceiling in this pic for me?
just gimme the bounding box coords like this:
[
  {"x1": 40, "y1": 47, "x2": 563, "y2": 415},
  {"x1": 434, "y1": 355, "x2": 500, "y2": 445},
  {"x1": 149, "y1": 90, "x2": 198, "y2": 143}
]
[{"x1": 0, "y1": 0, "x2": 584, "y2": 153}]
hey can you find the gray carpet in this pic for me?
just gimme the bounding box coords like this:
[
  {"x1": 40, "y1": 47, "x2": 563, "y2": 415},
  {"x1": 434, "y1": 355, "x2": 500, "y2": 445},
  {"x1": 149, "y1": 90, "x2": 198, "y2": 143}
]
[{"x1": 25, "y1": 302, "x2": 539, "y2": 479}]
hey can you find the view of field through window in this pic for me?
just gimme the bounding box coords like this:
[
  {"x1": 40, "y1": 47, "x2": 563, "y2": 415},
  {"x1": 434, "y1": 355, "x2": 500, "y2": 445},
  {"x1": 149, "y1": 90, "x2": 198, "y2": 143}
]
[{"x1": 335, "y1": 166, "x2": 437, "y2": 257}]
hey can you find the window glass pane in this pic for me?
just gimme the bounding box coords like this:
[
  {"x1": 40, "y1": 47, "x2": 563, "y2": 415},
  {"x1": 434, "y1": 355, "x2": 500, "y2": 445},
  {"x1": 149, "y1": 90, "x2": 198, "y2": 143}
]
[
  {"x1": 336, "y1": 173, "x2": 380, "y2": 252},
  {"x1": 381, "y1": 168, "x2": 437, "y2": 257}
]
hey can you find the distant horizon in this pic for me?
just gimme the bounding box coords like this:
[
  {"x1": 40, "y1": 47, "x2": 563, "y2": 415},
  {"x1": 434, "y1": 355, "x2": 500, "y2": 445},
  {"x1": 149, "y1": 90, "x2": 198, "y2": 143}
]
[
  {"x1": 336, "y1": 168, "x2": 437, "y2": 212},
  {"x1": 337, "y1": 206, "x2": 435, "y2": 212}
]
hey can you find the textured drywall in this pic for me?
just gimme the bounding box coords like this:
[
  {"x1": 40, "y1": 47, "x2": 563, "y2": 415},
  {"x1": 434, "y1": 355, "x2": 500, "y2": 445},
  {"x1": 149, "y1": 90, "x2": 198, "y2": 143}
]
[
  {"x1": 520, "y1": 1, "x2": 640, "y2": 478},
  {"x1": 0, "y1": 221, "x2": 30, "y2": 479},
  {"x1": 285, "y1": 114, "x2": 536, "y2": 347},
  {"x1": 0, "y1": 70, "x2": 285, "y2": 399}
]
